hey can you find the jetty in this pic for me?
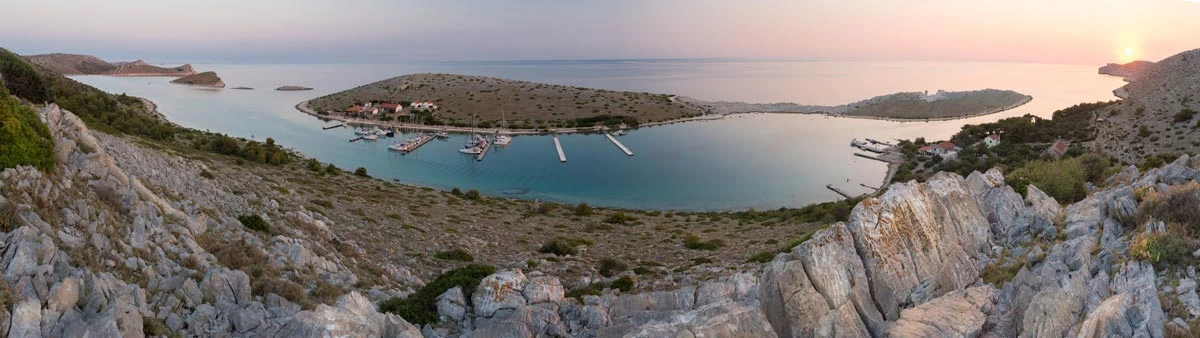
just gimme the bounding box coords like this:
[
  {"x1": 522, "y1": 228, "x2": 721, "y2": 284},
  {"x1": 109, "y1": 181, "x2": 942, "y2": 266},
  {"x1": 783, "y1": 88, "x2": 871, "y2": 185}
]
[
  {"x1": 604, "y1": 132, "x2": 634, "y2": 156},
  {"x1": 323, "y1": 122, "x2": 344, "y2": 130},
  {"x1": 860, "y1": 183, "x2": 881, "y2": 190},
  {"x1": 350, "y1": 136, "x2": 364, "y2": 142},
  {"x1": 826, "y1": 184, "x2": 853, "y2": 199},
  {"x1": 553, "y1": 134, "x2": 567, "y2": 162},
  {"x1": 865, "y1": 138, "x2": 894, "y2": 146},
  {"x1": 390, "y1": 133, "x2": 436, "y2": 154},
  {"x1": 854, "y1": 153, "x2": 891, "y2": 162}
]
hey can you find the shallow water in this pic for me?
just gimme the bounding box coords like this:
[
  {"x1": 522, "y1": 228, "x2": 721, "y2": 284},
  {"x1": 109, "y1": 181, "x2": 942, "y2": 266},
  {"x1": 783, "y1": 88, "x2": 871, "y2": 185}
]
[{"x1": 73, "y1": 59, "x2": 1125, "y2": 210}]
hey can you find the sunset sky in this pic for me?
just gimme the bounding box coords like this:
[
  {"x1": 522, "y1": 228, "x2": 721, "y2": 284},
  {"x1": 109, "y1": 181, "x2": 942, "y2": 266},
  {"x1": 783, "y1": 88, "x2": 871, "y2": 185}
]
[{"x1": 2, "y1": 0, "x2": 1198, "y2": 64}]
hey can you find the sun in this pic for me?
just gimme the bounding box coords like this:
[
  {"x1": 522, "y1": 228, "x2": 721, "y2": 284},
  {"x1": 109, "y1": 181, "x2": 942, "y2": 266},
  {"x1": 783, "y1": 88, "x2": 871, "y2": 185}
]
[
  {"x1": 1124, "y1": 47, "x2": 1134, "y2": 57},
  {"x1": 1118, "y1": 46, "x2": 1138, "y2": 62}
]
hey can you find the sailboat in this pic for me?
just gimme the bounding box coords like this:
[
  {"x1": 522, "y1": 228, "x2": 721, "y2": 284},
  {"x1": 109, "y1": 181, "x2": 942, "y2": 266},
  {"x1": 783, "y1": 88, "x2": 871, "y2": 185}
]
[
  {"x1": 494, "y1": 109, "x2": 512, "y2": 146},
  {"x1": 459, "y1": 115, "x2": 489, "y2": 154}
]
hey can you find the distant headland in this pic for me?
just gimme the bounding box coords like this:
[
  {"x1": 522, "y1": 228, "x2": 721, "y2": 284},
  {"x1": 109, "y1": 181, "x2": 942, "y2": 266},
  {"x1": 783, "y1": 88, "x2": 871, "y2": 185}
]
[
  {"x1": 1098, "y1": 60, "x2": 1155, "y2": 81},
  {"x1": 23, "y1": 53, "x2": 195, "y2": 76},
  {"x1": 684, "y1": 89, "x2": 1033, "y2": 121},
  {"x1": 276, "y1": 85, "x2": 313, "y2": 91}
]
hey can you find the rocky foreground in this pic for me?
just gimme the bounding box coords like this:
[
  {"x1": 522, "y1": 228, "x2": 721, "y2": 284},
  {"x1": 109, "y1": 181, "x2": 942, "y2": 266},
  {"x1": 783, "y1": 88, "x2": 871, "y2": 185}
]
[{"x1": 0, "y1": 103, "x2": 1193, "y2": 337}]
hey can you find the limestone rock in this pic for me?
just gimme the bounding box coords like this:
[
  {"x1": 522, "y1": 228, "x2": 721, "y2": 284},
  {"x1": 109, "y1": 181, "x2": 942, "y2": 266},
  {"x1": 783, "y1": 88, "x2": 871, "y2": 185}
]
[{"x1": 890, "y1": 286, "x2": 996, "y2": 337}]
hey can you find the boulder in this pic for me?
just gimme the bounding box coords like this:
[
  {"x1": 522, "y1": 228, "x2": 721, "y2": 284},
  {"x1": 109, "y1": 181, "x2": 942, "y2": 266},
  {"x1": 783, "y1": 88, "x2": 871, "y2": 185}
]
[
  {"x1": 473, "y1": 270, "x2": 529, "y2": 318},
  {"x1": 275, "y1": 292, "x2": 421, "y2": 337},
  {"x1": 890, "y1": 286, "x2": 996, "y2": 337},
  {"x1": 200, "y1": 267, "x2": 251, "y2": 305}
]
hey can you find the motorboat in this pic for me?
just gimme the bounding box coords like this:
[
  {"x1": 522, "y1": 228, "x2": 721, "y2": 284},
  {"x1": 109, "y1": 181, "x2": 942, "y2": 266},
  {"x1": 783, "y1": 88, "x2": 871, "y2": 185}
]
[{"x1": 494, "y1": 135, "x2": 512, "y2": 146}]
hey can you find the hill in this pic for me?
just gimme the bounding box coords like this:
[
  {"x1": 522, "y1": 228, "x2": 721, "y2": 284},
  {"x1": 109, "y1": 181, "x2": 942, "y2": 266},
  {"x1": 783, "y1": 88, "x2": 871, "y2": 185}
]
[
  {"x1": 24, "y1": 53, "x2": 194, "y2": 76},
  {"x1": 170, "y1": 71, "x2": 225, "y2": 88},
  {"x1": 685, "y1": 88, "x2": 1031, "y2": 120},
  {"x1": 306, "y1": 73, "x2": 708, "y2": 129},
  {"x1": 1093, "y1": 48, "x2": 1200, "y2": 164}
]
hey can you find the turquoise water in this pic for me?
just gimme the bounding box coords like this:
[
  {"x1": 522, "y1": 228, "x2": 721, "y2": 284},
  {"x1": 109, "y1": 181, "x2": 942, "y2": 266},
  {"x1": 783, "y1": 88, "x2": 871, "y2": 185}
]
[{"x1": 72, "y1": 60, "x2": 1125, "y2": 210}]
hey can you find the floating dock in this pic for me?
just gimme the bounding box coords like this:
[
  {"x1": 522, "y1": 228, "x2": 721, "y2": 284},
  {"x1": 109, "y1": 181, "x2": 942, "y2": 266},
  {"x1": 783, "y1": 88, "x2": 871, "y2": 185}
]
[
  {"x1": 865, "y1": 138, "x2": 894, "y2": 146},
  {"x1": 553, "y1": 135, "x2": 567, "y2": 162},
  {"x1": 349, "y1": 136, "x2": 364, "y2": 142},
  {"x1": 604, "y1": 132, "x2": 634, "y2": 156},
  {"x1": 476, "y1": 141, "x2": 491, "y2": 161},
  {"x1": 323, "y1": 123, "x2": 344, "y2": 130},
  {"x1": 826, "y1": 184, "x2": 853, "y2": 199},
  {"x1": 390, "y1": 134, "x2": 436, "y2": 154},
  {"x1": 860, "y1": 183, "x2": 881, "y2": 190}
]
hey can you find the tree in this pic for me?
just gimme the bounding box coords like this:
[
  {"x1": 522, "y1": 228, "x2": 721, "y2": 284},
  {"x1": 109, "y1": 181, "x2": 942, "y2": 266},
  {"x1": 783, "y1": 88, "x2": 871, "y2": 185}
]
[{"x1": 354, "y1": 167, "x2": 368, "y2": 177}]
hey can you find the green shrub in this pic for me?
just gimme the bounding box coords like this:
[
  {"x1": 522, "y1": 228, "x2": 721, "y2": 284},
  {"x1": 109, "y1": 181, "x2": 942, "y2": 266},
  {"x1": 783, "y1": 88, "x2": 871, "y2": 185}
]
[
  {"x1": 237, "y1": 214, "x2": 270, "y2": 232},
  {"x1": 610, "y1": 276, "x2": 635, "y2": 292},
  {"x1": 433, "y1": 248, "x2": 474, "y2": 262},
  {"x1": 981, "y1": 255, "x2": 1025, "y2": 286},
  {"x1": 464, "y1": 189, "x2": 481, "y2": 200},
  {"x1": 1007, "y1": 154, "x2": 1109, "y2": 203},
  {"x1": 681, "y1": 234, "x2": 725, "y2": 251},
  {"x1": 1175, "y1": 108, "x2": 1197, "y2": 123},
  {"x1": 746, "y1": 251, "x2": 776, "y2": 264},
  {"x1": 572, "y1": 203, "x2": 593, "y2": 216},
  {"x1": 603, "y1": 212, "x2": 634, "y2": 224},
  {"x1": 564, "y1": 282, "x2": 607, "y2": 300},
  {"x1": 0, "y1": 90, "x2": 55, "y2": 172},
  {"x1": 199, "y1": 170, "x2": 214, "y2": 179},
  {"x1": 0, "y1": 48, "x2": 50, "y2": 102},
  {"x1": 379, "y1": 264, "x2": 496, "y2": 325},
  {"x1": 354, "y1": 167, "x2": 368, "y2": 177},
  {"x1": 538, "y1": 237, "x2": 590, "y2": 256},
  {"x1": 1130, "y1": 232, "x2": 1193, "y2": 270},
  {"x1": 597, "y1": 258, "x2": 628, "y2": 277},
  {"x1": 450, "y1": 188, "x2": 462, "y2": 196},
  {"x1": 1136, "y1": 183, "x2": 1200, "y2": 231}
]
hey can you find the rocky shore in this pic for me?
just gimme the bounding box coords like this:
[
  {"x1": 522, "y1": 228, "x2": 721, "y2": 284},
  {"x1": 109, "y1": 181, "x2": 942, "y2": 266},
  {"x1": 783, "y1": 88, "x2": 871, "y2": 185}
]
[
  {"x1": 683, "y1": 88, "x2": 1032, "y2": 121},
  {"x1": 169, "y1": 71, "x2": 225, "y2": 88}
]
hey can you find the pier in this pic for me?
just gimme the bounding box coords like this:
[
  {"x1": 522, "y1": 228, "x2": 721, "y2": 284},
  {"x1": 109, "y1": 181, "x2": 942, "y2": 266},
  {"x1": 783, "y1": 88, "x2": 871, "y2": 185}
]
[
  {"x1": 390, "y1": 133, "x2": 436, "y2": 154},
  {"x1": 349, "y1": 136, "x2": 364, "y2": 142},
  {"x1": 860, "y1": 183, "x2": 881, "y2": 190},
  {"x1": 553, "y1": 135, "x2": 567, "y2": 162},
  {"x1": 826, "y1": 184, "x2": 854, "y2": 199},
  {"x1": 603, "y1": 132, "x2": 634, "y2": 156},
  {"x1": 322, "y1": 123, "x2": 344, "y2": 130},
  {"x1": 854, "y1": 153, "x2": 891, "y2": 162}
]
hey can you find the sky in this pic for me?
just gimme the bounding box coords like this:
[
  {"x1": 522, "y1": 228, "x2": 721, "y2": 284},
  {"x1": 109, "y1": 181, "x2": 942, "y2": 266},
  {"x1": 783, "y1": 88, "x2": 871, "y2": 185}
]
[{"x1": 1, "y1": 0, "x2": 1198, "y2": 64}]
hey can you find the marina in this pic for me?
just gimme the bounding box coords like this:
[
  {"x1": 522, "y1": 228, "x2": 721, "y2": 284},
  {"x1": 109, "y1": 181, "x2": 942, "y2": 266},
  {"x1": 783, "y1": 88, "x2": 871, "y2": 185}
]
[{"x1": 388, "y1": 132, "x2": 437, "y2": 154}]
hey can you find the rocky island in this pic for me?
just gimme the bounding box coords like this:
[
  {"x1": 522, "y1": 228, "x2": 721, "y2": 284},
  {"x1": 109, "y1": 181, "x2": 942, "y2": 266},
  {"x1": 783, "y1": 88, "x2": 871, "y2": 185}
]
[
  {"x1": 276, "y1": 85, "x2": 313, "y2": 91},
  {"x1": 232, "y1": 86, "x2": 254, "y2": 90},
  {"x1": 685, "y1": 89, "x2": 1033, "y2": 121},
  {"x1": 24, "y1": 53, "x2": 195, "y2": 76},
  {"x1": 169, "y1": 71, "x2": 225, "y2": 88}
]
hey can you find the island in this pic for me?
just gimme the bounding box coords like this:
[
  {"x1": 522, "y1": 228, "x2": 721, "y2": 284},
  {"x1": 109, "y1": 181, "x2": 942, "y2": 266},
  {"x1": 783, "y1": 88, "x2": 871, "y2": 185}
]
[
  {"x1": 231, "y1": 87, "x2": 254, "y2": 90},
  {"x1": 301, "y1": 74, "x2": 1033, "y2": 133},
  {"x1": 685, "y1": 89, "x2": 1033, "y2": 121},
  {"x1": 1098, "y1": 60, "x2": 1154, "y2": 81},
  {"x1": 169, "y1": 71, "x2": 225, "y2": 88},
  {"x1": 24, "y1": 53, "x2": 195, "y2": 76},
  {"x1": 275, "y1": 85, "x2": 313, "y2": 91}
]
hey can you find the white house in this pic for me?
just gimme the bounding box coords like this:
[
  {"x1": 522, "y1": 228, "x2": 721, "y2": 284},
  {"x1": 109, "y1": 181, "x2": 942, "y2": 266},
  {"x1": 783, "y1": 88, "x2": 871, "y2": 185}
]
[
  {"x1": 984, "y1": 134, "x2": 1000, "y2": 148},
  {"x1": 920, "y1": 141, "x2": 960, "y2": 158}
]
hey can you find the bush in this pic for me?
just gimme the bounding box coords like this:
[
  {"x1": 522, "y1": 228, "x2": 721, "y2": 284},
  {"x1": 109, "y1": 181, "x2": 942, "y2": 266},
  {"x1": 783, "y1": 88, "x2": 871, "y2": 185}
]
[
  {"x1": 981, "y1": 255, "x2": 1025, "y2": 286},
  {"x1": 325, "y1": 164, "x2": 340, "y2": 176},
  {"x1": 379, "y1": 264, "x2": 496, "y2": 325},
  {"x1": 0, "y1": 201, "x2": 21, "y2": 232},
  {"x1": 572, "y1": 203, "x2": 593, "y2": 216},
  {"x1": 746, "y1": 250, "x2": 776, "y2": 264},
  {"x1": 199, "y1": 170, "x2": 214, "y2": 179},
  {"x1": 1130, "y1": 232, "x2": 1194, "y2": 270},
  {"x1": 354, "y1": 167, "x2": 368, "y2": 177},
  {"x1": 237, "y1": 214, "x2": 270, "y2": 232},
  {"x1": 0, "y1": 48, "x2": 50, "y2": 102},
  {"x1": 434, "y1": 248, "x2": 474, "y2": 262},
  {"x1": 309, "y1": 279, "x2": 345, "y2": 306},
  {"x1": 538, "y1": 237, "x2": 592, "y2": 256},
  {"x1": 1007, "y1": 155, "x2": 1108, "y2": 203},
  {"x1": 681, "y1": 234, "x2": 725, "y2": 251},
  {"x1": 597, "y1": 258, "x2": 628, "y2": 277},
  {"x1": 450, "y1": 188, "x2": 462, "y2": 196},
  {"x1": 603, "y1": 212, "x2": 634, "y2": 224},
  {"x1": 464, "y1": 189, "x2": 481, "y2": 201},
  {"x1": 610, "y1": 276, "x2": 635, "y2": 292},
  {"x1": 0, "y1": 90, "x2": 55, "y2": 172},
  {"x1": 1136, "y1": 183, "x2": 1200, "y2": 231},
  {"x1": 1175, "y1": 109, "x2": 1197, "y2": 123}
]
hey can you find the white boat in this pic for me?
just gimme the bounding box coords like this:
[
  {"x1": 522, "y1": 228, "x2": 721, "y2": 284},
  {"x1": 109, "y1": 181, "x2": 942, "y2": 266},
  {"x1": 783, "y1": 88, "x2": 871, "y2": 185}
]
[
  {"x1": 435, "y1": 130, "x2": 449, "y2": 139},
  {"x1": 614, "y1": 130, "x2": 626, "y2": 136},
  {"x1": 458, "y1": 146, "x2": 483, "y2": 155},
  {"x1": 363, "y1": 134, "x2": 378, "y2": 141},
  {"x1": 354, "y1": 128, "x2": 371, "y2": 135},
  {"x1": 494, "y1": 135, "x2": 512, "y2": 146}
]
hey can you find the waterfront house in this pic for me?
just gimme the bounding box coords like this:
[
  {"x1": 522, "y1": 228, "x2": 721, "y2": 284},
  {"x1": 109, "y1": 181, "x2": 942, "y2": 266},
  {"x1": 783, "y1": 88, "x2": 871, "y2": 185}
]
[
  {"x1": 1046, "y1": 140, "x2": 1069, "y2": 159},
  {"x1": 984, "y1": 134, "x2": 1001, "y2": 148},
  {"x1": 918, "y1": 141, "x2": 959, "y2": 158},
  {"x1": 379, "y1": 103, "x2": 403, "y2": 113},
  {"x1": 411, "y1": 101, "x2": 438, "y2": 111}
]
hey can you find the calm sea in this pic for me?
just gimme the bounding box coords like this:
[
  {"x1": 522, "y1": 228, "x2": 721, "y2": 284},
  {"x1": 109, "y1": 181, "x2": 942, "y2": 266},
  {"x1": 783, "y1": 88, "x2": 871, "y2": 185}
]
[{"x1": 72, "y1": 60, "x2": 1125, "y2": 211}]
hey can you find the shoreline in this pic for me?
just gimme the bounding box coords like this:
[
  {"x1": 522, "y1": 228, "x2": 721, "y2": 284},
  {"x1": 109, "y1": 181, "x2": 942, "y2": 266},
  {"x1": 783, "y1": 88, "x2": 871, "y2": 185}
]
[
  {"x1": 823, "y1": 95, "x2": 1034, "y2": 122},
  {"x1": 294, "y1": 100, "x2": 728, "y2": 135}
]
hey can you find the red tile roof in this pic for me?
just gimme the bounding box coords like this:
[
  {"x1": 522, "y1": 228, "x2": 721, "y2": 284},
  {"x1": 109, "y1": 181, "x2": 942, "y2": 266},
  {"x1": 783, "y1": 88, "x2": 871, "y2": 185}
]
[
  {"x1": 380, "y1": 103, "x2": 402, "y2": 109},
  {"x1": 938, "y1": 141, "x2": 956, "y2": 151}
]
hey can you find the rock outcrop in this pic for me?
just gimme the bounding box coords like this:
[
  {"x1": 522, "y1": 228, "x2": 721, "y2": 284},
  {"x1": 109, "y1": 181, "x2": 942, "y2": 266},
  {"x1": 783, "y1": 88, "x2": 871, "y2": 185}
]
[
  {"x1": 24, "y1": 54, "x2": 194, "y2": 76},
  {"x1": 1098, "y1": 60, "x2": 1154, "y2": 80},
  {"x1": 169, "y1": 71, "x2": 225, "y2": 88}
]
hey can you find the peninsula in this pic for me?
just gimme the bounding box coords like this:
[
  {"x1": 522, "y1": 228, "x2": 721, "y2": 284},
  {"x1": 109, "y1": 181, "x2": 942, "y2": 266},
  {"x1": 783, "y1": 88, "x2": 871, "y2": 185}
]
[
  {"x1": 169, "y1": 71, "x2": 225, "y2": 88},
  {"x1": 684, "y1": 89, "x2": 1032, "y2": 121},
  {"x1": 24, "y1": 53, "x2": 195, "y2": 76}
]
